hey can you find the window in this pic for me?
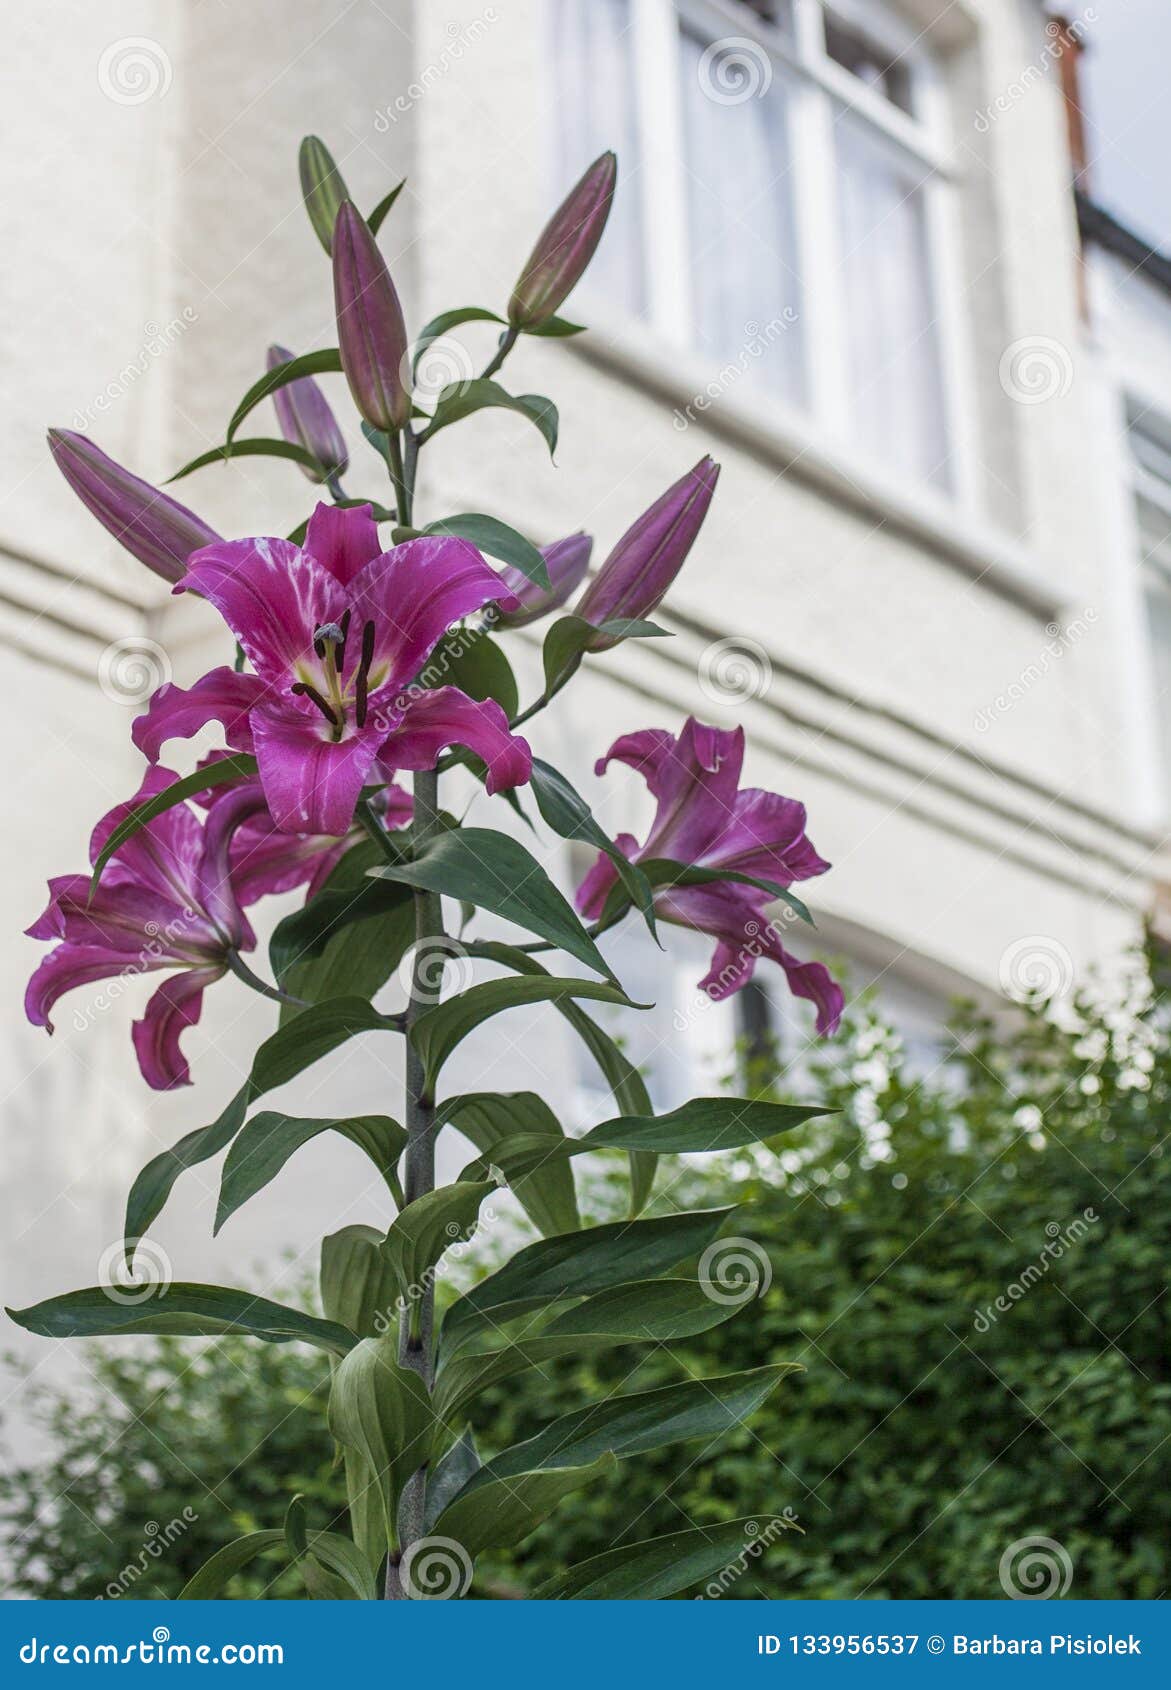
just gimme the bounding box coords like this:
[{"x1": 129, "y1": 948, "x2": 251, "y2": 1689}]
[
  {"x1": 1131, "y1": 408, "x2": 1171, "y2": 806},
  {"x1": 551, "y1": 0, "x2": 957, "y2": 490}
]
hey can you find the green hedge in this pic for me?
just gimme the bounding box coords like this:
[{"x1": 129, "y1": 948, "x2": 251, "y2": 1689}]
[{"x1": 3, "y1": 977, "x2": 1168, "y2": 1598}]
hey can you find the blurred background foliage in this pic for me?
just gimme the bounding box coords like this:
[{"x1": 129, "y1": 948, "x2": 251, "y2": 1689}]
[{"x1": 3, "y1": 968, "x2": 1168, "y2": 1599}]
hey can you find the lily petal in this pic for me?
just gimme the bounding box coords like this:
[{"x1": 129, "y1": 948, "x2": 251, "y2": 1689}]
[
  {"x1": 348, "y1": 536, "x2": 521, "y2": 701},
  {"x1": 181, "y1": 539, "x2": 345, "y2": 683},
  {"x1": 251, "y1": 706, "x2": 384, "y2": 835},
  {"x1": 25, "y1": 943, "x2": 159, "y2": 1033},
  {"x1": 704, "y1": 788, "x2": 831, "y2": 886},
  {"x1": 383, "y1": 686, "x2": 532, "y2": 794},
  {"x1": 575, "y1": 834, "x2": 639, "y2": 920},
  {"x1": 133, "y1": 668, "x2": 263, "y2": 764},
  {"x1": 132, "y1": 965, "x2": 224, "y2": 1090},
  {"x1": 304, "y1": 501, "x2": 382, "y2": 586}
]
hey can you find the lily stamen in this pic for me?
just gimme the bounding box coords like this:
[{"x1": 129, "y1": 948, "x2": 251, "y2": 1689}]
[
  {"x1": 291, "y1": 680, "x2": 341, "y2": 728},
  {"x1": 355, "y1": 618, "x2": 376, "y2": 728}
]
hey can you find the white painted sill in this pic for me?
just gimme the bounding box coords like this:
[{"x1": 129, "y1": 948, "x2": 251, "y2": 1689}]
[{"x1": 567, "y1": 310, "x2": 1062, "y2": 621}]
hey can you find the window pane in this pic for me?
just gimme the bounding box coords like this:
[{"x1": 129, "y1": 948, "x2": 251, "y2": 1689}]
[
  {"x1": 551, "y1": 0, "x2": 645, "y2": 318},
  {"x1": 678, "y1": 27, "x2": 805, "y2": 405},
  {"x1": 835, "y1": 114, "x2": 949, "y2": 487},
  {"x1": 1138, "y1": 492, "x2": 1171, "y2": 806},
  {"x1": 823, "y1": 7, "x2": 915, "y2": 116}
]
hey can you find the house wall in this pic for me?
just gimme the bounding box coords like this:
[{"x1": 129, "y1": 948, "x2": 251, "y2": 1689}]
[{"x1": 2, "y1": 0, "x2": 1165, "y2": 1441}]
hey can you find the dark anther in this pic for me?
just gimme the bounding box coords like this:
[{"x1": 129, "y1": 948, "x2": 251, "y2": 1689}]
[
  {"x1": 291, "y1": 680, "x2": 340, "y2": 727},
  {"x1": 335, "y1": 607, "x2": 353, "y2": 674},
  {"x1": 355, "y1": 619, "x2": 376, "y2": 728}
]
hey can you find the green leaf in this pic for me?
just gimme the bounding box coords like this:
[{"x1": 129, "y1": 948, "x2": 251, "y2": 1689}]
[
  {"x1": 538, "y1": 1517, "x2": 797, "y2": 1599},
  {"x1": 525, "y1": 314, "x2": 586, "y2": 337},
  {"x1": 424, "y1": 1428, "x2": 481, "y2": 1533},
  {"x1": 166, "y1": 437, "x2": 324, "y2": 483},
  {"x1": 639, "y1": 858, "x2": 814, "y2": 928},
  {"x1": 419, "y1": 513, "x2": 549, "y2": 589},
  {"x1": 269, "y1": 872, "x2": 412, "y2": 988},
  {"x1": 276, "y1": 840, "x2": 415, "y2": 1019},
  {"x1": 91, "y1": 755, "x2": 258, "y2": 888},
  {"x1": 433, "y1": 1453, "x2": 615, "y2": 1557},
  {"x1": 412, "y1": 307, "x2": 505, "y2": 375},
  {"x1": 380, "y1": 1180, "x2": 497, "y2": 1307},
  {"x1": 367, "y1": 178, "x2": 406, "y2": 236},
  {"x1": 305, "y1": 1529, "x2": 380, "y2": 1600},
  {"x1": 420, "y1": 626, "x2": 518, "y2": 719},
  {"x1": 436, "y1": 1091, "x2": 579, "y2": 1238},
  {"x1": 529, "y1": 757, "x2": 657, "y2": 941},
  {"x1": 178, "y1": 1531, "x2": 285, "y2": 1599},
  {"x1": 372, "y1": 827, "x2": 619, "y2": 982},
  {"x1": 580, "y1": 1097, "x2": 832, "y2": 1154},
  {"x1": 440, "y1": 1206, "x2": 736, "y2": 1356},
  {"x1": 125, "y1": 998, "x2": 400, "y2": 1249},
  {"x1": 478, "y1": 1366, "x2": 796, "y2": 1484},
  {"x1": 299, "y1": 135, "x2": 350, "y2": 253},
  {"x1": 320, "y1": 1226, "x2": 401, "y2": 1340},
  {"x1": 423, "y1": 379, "x2": 558, "y2": 457},
  {"x1": 327, "y1": 1333, "x2": 435, "y2": 1550},
  {"x1": 433, "y1": 1278, "x2": 741, "y2": 1420},
  {"x1": 7, "y1": 1284, "x2": 356, "y2": 1355},
  {"x1": 464, "y1": 940, "x2": 658, "y2": 1215},
  {"x1": 410, "y1": 976, "x2": 635, "y2": 1093},
  {"x1": 541, "y1": 612, "x2": 670, "y2": 698},
  {"x1": 227, "y1": 348, "x2": 343, "y2": 445},
  {"x1": 217, "y1": 1114, "x2": 406, "y2": 1234}
]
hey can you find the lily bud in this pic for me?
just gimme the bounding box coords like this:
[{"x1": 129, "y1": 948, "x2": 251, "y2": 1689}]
[
  {"x1": 494, "y1": 532, "x2": 593, "y2": 630},
  {"x1": 299, "y1": 135, "x2": 351, "y2": 255},
  {"x1": 48, "y1": 430, "x2": 220, "y2": 585},
  {"x1": 266, "y1": 345, "x2": 348, "y2": 483},
  {"x1": 508, "y1": 152, "x2": 617, "y2": 330},
  {"x1": 576, "y1": 457, "x2": 719, "y2": 646},
  {"x1": 331, "y1": 201, "x2": 412, "y2": 432}
]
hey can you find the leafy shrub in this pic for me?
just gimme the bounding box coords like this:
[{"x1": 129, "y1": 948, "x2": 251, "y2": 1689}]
[{"x1": 4, "y1": 975, "x2": 1168, "y2": 1598}]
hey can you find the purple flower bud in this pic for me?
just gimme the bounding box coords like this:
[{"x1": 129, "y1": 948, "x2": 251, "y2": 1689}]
[
  {"x1": 48, "y1": 430, "x2": 221, "y2": 585},
  {"x1": 266, "y1": 345, "x2": 348, "y2": 483},
  {"x1": 508, "y1": 152, "x2": 617, "y2": 330},
  {"x1": 495, "y1": 532, "x2": 593, "y2": 629},
  {"x1": 575, "y1": 457, "x2": 719, "y2": 646},
  {"x1": 299, "y1": 135, "x2": 351, "y2": 255},
  {"x1": 332, "y1": 201, "x2": 412, "y2": 433}
]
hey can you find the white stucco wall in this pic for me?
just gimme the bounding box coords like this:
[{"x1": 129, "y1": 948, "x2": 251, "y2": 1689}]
[{"x1": 2, "y1": 0, "x2": 1167, "y2": 1457}]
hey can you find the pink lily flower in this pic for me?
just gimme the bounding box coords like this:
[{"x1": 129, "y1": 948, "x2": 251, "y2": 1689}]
[
  {"x1": 576, "y1": 717, "x2": 844, "y2": 1035},
  {"x1": 133, "y1": 503, "x2": 533, "y2": 835},
  {"x1": 24, "y1": 768, "x2": 293, "y2": 1090},
  {"x1": 201, "y1": 761, "x2": 413, "y2": 904}
]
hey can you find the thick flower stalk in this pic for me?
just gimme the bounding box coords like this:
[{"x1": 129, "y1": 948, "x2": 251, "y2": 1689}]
[
  {"x1": 48, "y1": 430, "x2": 220, "y2": 584},
  {"x1": 578, "y1": 717, "x2": 844, "y2": 1033},
  {"x1": 132, "y1": 502, "x2": 532, "y2": 835}
]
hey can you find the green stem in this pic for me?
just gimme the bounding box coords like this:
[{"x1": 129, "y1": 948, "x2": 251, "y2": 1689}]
[
  {"x1": 385, "y1": 430, "x2": 410, "y2": 526},
  {"x1": 382, "y1": 419, "x2": 445, "y2": 1600},
  {"x1": 479, "y1": 324, "x2": 519, "y2": 382},
  {"x1": 224, "y1": 950, "x2": 307, "y2": 1009},
  {"x1": 384, "y1": 766, "x2": 445, "y2": 1600}
]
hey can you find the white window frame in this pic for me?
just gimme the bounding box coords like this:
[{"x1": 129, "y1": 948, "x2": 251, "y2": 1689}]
[{"x1": 578, "y1": 0, "x2": 977, "y2": 507}]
